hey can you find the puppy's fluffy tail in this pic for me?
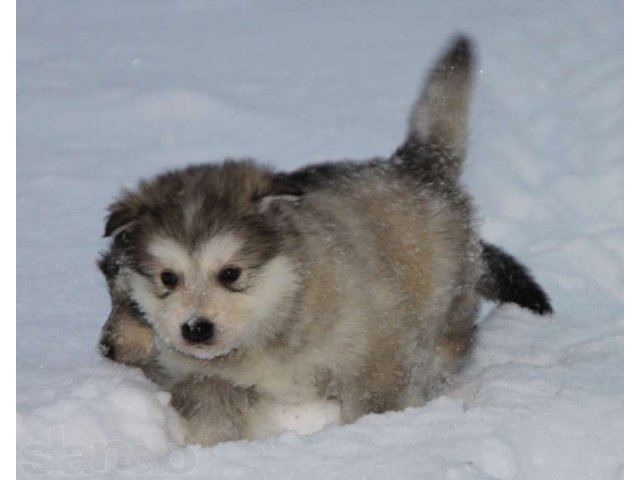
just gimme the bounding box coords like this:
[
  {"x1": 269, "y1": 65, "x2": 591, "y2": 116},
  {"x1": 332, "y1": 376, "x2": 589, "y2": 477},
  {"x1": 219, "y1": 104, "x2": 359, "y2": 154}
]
[
  {"x1": 478, "y1": 242, "x2": 553, "y2": 315},
  {"x1": 394, "y1": 35, "x2": 475, "y2": 184}
]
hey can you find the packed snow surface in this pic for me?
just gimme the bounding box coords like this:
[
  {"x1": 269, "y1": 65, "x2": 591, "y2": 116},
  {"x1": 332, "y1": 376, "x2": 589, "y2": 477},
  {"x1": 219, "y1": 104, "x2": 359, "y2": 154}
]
[{"x1": 17, "y1": 0, "x2": 622, "y2": 478}]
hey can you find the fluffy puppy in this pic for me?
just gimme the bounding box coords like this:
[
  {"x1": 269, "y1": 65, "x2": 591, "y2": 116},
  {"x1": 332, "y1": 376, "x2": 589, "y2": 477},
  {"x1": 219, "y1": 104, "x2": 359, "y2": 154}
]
[
  {"x1": 98, "y1": 232, "x2": 551, "y2": 445},
  {"x1": 98, "y1": 36, "x2": 552, "y2": 445}
]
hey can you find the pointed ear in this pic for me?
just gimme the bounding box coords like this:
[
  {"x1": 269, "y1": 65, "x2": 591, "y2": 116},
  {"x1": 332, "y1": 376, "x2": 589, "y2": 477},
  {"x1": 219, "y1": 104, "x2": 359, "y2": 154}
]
[
  {"x1": 104, "y1": 201, "x2": 136, "y2": 239},
  {"x1": 254, "y1": 175, "x2": 304, "y2": 214}
]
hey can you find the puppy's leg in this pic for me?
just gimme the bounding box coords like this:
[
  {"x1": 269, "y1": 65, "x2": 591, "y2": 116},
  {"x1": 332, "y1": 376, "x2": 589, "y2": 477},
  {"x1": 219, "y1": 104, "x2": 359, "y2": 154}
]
[
  {"x1": 423, "y1": 280, "x2": 479, "y2": 401},
  {"x1": 169, "y1": 376, "x2": 255, "y2": 447},
  {"x1": 242, "y1": 398, "x2": 342, "y2": 439}
]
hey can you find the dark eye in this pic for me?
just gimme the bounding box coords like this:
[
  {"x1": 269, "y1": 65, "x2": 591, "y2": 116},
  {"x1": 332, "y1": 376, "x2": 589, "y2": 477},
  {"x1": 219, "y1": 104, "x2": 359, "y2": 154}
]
[
  {"x1": 114, "y1": 230, "x2": 129, "y2": 246},
  {"x1": 219, "y1": 267, "x2": 242, "y2": 283},
  {"x1": 160, "y1": 270, "x2": 179, "y2": 289}
]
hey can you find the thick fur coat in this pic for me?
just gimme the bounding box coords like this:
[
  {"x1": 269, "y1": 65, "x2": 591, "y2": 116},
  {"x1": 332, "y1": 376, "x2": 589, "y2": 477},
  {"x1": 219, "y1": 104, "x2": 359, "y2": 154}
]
[{"x1": 97, "y1": 37, "x2": 551, "y2": 445}]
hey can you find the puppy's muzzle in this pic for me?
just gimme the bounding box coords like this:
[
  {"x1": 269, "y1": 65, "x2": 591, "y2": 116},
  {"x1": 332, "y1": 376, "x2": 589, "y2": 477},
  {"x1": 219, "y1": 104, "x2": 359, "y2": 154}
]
[{"x1": 181, "y1": 317, "x2": 215, "y2": 344}]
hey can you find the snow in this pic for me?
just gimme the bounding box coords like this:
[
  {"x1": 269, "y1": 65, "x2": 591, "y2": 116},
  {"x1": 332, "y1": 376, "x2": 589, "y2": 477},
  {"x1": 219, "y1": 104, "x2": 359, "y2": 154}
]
[{"x1": 17, "y1": 0, "x2": 622, "y2": 478}]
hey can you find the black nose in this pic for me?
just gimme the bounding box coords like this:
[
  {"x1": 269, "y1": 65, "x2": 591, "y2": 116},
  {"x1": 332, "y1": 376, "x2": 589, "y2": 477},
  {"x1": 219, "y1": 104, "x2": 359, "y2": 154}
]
[{"x1": 181, "y1": 318, "x2": 215, "y2": 344}]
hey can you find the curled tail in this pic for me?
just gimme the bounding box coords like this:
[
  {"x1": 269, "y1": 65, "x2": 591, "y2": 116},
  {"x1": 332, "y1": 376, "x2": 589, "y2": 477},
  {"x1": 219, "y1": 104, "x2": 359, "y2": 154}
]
[
  {"x1": 393, "y1": 37, "x2": 552, "y2": 315},
  {"x1": 478, "y1": 242, "x2": 553, "y2": 315},
  {"x1": 394, "y1": 35, "x2": 475, "y2": 184}
]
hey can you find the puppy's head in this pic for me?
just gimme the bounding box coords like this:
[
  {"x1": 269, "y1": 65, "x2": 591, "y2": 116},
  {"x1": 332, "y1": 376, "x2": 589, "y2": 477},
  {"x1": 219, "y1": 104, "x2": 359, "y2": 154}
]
[{"x1": 103, "y1": 160, "x2": 304, "y2": 360}]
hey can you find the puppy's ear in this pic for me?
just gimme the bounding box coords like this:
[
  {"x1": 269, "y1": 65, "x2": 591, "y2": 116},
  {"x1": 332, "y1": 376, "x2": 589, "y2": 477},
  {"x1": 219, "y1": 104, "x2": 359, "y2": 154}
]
[
  {"x1": 254, "y1": 176, "x2": 304, "y2": 214},
  {"x1": 104, "y1": 199, "x2": 137, "y2": 241}
]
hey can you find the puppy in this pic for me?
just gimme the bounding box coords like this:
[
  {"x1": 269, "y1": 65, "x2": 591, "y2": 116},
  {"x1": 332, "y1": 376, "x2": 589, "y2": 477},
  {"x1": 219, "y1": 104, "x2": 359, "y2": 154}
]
[
  {"x1": 98, "y1": 231, "x2": 551, "y2": 445},
  {"x1": 98, "y1": 36, "x2": 552, "y2": 445}
]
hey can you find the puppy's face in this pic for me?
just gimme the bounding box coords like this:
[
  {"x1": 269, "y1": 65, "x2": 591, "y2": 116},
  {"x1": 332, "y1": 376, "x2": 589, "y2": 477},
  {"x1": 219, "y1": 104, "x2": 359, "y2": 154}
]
[
  {"x1": 127, "y1": 232, "x2": 299, "y2": 359},
  {"x1": 102, "y1": 161, "x2": 303, "y2": 360}
]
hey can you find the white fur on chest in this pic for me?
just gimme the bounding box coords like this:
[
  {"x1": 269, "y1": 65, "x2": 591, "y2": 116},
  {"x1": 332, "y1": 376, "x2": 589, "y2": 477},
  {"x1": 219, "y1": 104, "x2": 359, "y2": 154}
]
[
  {"x1": 157, "y1": 337, "x2": 322, "y2": 398},
  {"x1": 224, "y1": 351, "x2": 321, "y2": 402}
]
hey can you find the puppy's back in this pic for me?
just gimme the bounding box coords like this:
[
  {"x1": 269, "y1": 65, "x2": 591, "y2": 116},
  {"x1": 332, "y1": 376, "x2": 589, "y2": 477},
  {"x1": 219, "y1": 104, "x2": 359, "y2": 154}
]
[{"x1": 286, "y1": 166, "x2": 479, "y2": 414}]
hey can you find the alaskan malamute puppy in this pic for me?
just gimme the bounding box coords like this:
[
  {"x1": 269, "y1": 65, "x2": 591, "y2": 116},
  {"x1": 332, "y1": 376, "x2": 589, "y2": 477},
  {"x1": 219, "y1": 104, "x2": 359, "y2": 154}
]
[{"x1": 98, "y1": 36, "x2": 552, "y2": 445}]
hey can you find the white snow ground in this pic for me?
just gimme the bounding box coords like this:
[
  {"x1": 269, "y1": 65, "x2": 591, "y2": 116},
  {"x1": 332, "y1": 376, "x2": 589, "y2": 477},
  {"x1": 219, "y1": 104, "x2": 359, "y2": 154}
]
[{"x1": 17, "y1": 0, "x2": 623, "y2": 478}]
